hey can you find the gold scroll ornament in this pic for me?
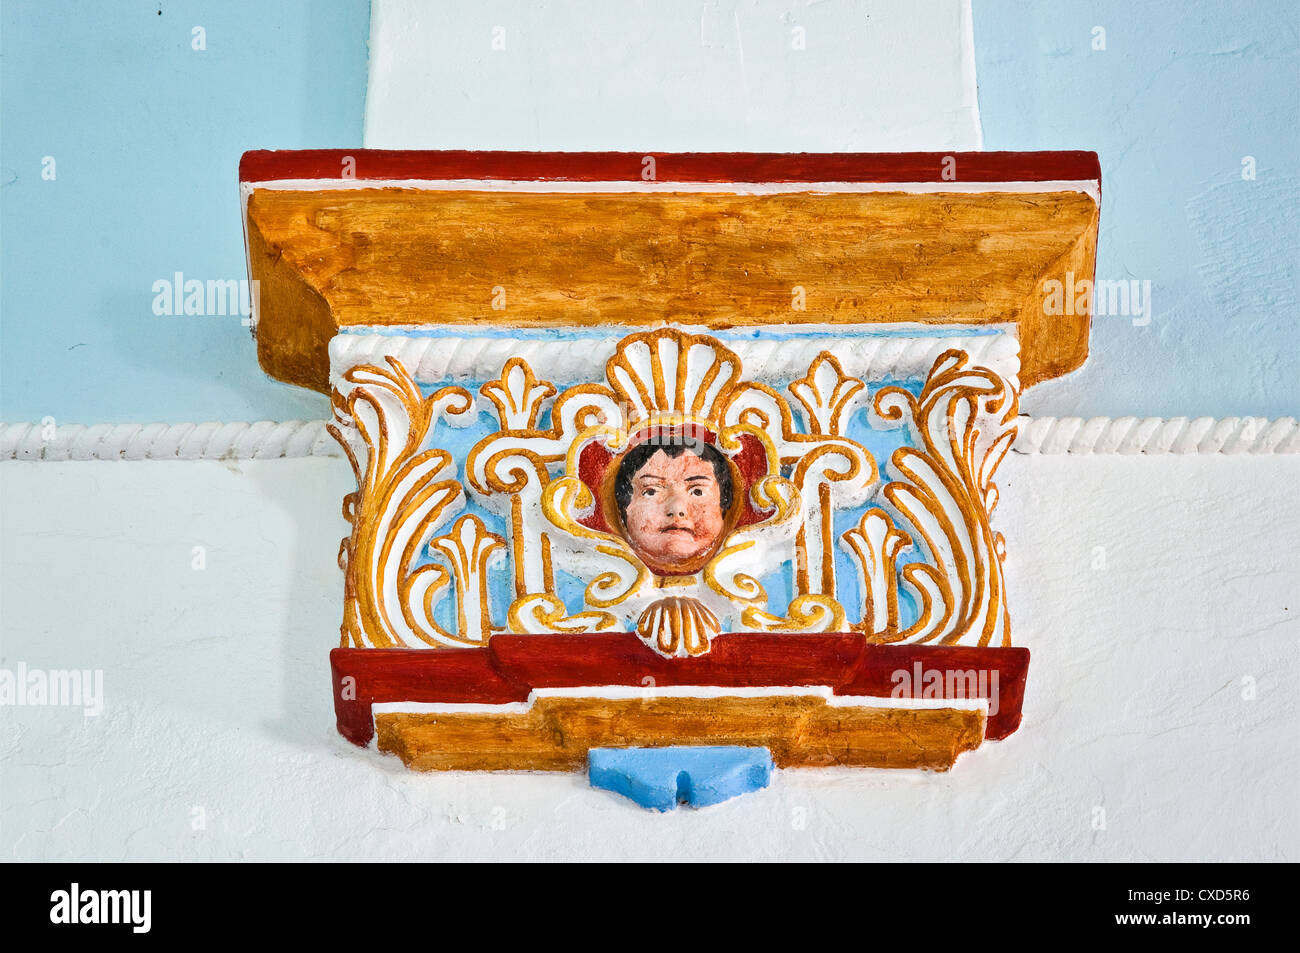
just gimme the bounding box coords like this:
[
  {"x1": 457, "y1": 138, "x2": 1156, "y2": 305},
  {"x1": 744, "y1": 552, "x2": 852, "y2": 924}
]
[{"x1": 842, "y1": 350, "x2": 1019, "y2": 646}]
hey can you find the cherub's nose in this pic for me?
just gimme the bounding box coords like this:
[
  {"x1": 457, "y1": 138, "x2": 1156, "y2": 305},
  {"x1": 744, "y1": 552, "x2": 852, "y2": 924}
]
[{"x1": 661, "y1": 488, "x2": 688, "y2": 518}]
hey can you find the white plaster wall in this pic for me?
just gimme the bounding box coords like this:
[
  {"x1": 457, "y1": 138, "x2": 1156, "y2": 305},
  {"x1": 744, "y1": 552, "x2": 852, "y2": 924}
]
[
  {"x1": 364, "y1": 0, "x2": 983, "y2": 151},
  {"x1": 2, "y1": 453, "x2": 1295, "y2": 861}
]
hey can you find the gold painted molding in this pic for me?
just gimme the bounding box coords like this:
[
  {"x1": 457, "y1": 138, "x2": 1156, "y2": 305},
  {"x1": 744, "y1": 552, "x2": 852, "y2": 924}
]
[
  {"x1": 375, "y1": 694, "x2": 986, "y2": 772},
  {"x1": 246, "y1": 188, "x2": 1098, "y2": 391}
]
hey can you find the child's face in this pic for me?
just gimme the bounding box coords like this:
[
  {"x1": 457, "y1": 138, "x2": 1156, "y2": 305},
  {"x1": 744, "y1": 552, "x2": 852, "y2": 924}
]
[{"x1": 623, "y1": 449, "x2": 726, "y2": 569}]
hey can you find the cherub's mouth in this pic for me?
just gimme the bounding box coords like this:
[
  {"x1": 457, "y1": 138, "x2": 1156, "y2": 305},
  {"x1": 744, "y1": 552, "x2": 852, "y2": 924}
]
[{"x1": 660, "y1": 524, "x2": 694, "y2": 535}]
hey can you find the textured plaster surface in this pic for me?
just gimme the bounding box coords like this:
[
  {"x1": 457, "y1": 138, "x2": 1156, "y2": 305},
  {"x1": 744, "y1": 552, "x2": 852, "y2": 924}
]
[
  {"x1": 1, "y1": 454, "x2": 1295, "y2": 861},
  {"x1": 975, "y1": 0, "x2": 1300, "y2": 419}
]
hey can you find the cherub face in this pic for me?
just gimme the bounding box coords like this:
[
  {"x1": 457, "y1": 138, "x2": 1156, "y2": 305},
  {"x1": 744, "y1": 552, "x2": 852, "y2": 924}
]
[{"x1": 622, "y1": 449, "x2": 726, "y2": 570}]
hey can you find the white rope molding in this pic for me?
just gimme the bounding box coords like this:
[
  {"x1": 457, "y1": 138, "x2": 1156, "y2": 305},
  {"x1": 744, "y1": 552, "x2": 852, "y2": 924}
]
[
  {"x1": 0, "y1": 415, "x2": 1296, "y2": 461},
  {"x1": 1012, "y1": 415, "x2": 1300, "y2": 455},
  {"x1": 328, "y1": 330, "x2": 1022, "y2": 385},
  {"x1": 0, "y1": 421, "x2": 343, "y2": 461}
]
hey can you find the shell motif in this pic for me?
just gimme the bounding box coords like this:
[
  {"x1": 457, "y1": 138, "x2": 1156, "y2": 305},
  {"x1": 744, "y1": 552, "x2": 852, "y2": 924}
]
[
  {"x1": 606, "y1": 330, "x2": 742, "y2": 426},
  {"x1": 635, "y1": 596, "x2": 721, "y2": 658}
]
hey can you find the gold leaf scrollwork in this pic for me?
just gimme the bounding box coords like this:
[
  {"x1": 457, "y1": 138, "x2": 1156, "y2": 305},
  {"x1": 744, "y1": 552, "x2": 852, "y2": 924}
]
[
  {"x1": 507, "y1": 594, "x2": 620, "y2": 635},
  {"x1": 846, "y1": 348, "x2": 1019, "y2": 646},
  {"x1": 431, "y1": 514, "x2": 508, "y2": 646},
  {"x1": 722, "y1": 351, "x2": 877, "y2": 606},
  {"x1": 741, "y1": 594, "x2": 848, "y2": 633},
  {"x1": 329, "y1": 357, "x2": 477, "y2": 648},
  {"x1": 789, "y1": 352, "x2": 867, "y2": 437},
  {"x1": 841, "y1": 509, "x2": 914, "y2": 639},
  {"x1": 469, "y1": 358, "x2": 632, "y2": 633},
  {"x1": 539, "y1": 474, "x2": 650, "y2": 611},
  {"x1": 479, "y1": 357, "x2": 556, "y2": 430}
]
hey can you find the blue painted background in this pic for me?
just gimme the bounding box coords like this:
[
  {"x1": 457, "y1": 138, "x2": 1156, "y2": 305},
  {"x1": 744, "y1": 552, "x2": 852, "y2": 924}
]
[
  {"x1": 2, "y1": 1, "x2": 1295, "y2": 424},
  {"x1": 0, "y1": 0, "x2": 369, "y2": 424},
  {"x1": 974, "y1": 0, "x2": 1299, "y2": 417}
]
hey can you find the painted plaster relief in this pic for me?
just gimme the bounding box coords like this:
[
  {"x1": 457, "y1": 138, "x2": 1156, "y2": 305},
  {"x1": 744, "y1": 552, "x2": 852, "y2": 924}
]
[{"x1": 239, "y1": 150, "x2": 1099, "y2": 792}]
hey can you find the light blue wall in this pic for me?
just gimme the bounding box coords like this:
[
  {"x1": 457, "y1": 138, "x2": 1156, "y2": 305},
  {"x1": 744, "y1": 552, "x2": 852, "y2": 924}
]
[
  {"x1": 1, "y1": 0, "x2": 369, "y2": 424},
  {"x1": 2, "y1": 1, "x2": 1295, "y2": 424},
  {"x1": 974, "y1": 0, "x2": 1299, "y2": 417}
]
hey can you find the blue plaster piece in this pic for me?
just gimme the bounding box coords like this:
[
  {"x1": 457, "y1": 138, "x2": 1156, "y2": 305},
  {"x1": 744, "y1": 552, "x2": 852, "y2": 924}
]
[{"x1": 588, "y1": 746, "x2": 773, "y2": 811}]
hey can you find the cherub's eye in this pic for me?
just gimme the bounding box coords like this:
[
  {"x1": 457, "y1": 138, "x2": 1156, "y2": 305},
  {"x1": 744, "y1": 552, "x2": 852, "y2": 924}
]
[
  {"x1": 641, "y1": 487, "x2": 656, "y2": 497},
  {"x1": 690, "y1": 488, "x2": 704, "y2": 496}
]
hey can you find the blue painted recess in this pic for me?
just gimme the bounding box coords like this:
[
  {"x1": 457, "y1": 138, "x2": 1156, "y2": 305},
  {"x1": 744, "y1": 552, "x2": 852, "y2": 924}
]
[{"x1": 588, "y1": 746, "x2": 773, "y2": 811}]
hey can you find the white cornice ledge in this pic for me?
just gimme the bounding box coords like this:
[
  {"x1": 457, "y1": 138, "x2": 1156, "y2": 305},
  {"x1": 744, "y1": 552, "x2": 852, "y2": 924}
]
[{"x1": 0, "y1": 416, "x2": 1296, "y2": 461}]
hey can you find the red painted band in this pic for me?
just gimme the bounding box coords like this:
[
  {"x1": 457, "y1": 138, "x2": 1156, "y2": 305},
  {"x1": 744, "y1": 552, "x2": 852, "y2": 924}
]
[
  {"x1": 241, "y1": 149, "x2": 1099, "y2": 187},
  {"x1": 330, "y1": 633, "x2": 1029, "y2": 748}
]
